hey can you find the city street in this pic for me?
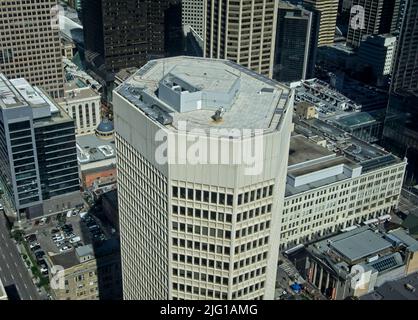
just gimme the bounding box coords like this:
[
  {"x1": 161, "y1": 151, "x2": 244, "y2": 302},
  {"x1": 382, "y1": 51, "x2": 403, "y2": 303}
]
[{"x1": 0, "y1": 213, "x2": 41, "y2": 300}]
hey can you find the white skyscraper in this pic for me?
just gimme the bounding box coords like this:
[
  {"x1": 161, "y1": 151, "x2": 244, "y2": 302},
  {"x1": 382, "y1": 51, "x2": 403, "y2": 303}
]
[
  {"x1": 182, "y1": 0, "x2": 205, "y2": 37},
  {"x1": 113, "y1": 56, "x2": 294, "y2": 300}
]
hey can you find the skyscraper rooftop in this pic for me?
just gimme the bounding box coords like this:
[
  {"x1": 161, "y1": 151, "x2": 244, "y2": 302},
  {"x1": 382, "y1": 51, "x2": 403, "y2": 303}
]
[{"x1": 117, "y1": 56, "x2": 292, "y2": 133}]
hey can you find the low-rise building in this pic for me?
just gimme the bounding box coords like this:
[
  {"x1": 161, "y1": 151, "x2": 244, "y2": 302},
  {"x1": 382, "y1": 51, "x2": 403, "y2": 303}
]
[
  {"x1": 48, "y1": 239, "x2": 122, "y2": 300},
  {"x1": 292, "y1": 78, "x2": 361, "y2": 116},
  {"x1": 303, "y1": 226, "x2": 418, "y2": 299},
  {"x1": 58, "y1": 81, "x2": 101, "y2": 136},
  {"x1": 76, "y1": 131, "x2": 116, "y2": 190},
  {"x1": 280, "y1": 128, "x2": 406, "y2": 250}
]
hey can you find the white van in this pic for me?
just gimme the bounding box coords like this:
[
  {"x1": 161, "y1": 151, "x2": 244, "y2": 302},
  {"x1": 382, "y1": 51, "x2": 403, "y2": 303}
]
[{"x1": 69, "y1": 236, "x2": 81, "y2": 244}]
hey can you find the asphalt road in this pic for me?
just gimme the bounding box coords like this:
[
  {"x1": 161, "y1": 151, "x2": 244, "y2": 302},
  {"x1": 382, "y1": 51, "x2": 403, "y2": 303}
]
[{"x1": 0, "y1": 213, "x2": 41, "y2": 300}]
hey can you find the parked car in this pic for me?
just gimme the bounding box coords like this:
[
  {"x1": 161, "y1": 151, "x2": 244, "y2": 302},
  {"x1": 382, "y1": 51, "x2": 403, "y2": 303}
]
[
  {"x1": 56, "y1": 241, "x2": 64, "y2": 247},
  {"x1": 35, "y1": 251, "x2": 45, "y2": 260},
  {"x1": 69, "y1": 236, "x2": 81, "y2": 244},
  {"x1": 59, "y1": 246, "x2": 70, "y2": 252},
  {"x1": 26, "y1": 234, "x2": 37, "y2": 242},
  {"x1": 29, "y1": 242, "x2": 40, "y2": 249},
  {"x1": 30, "y1": 245, "x2": 41, "y2": 252},
  {"x1": 53, "y1": 236, "x2": 64, "y2": 243},
  {"x1": 51, "y1": 228, "x2": 60, "y2": 234},
  {"x1": 88, "y1": 225, "x2": 99, "y2": 231}
]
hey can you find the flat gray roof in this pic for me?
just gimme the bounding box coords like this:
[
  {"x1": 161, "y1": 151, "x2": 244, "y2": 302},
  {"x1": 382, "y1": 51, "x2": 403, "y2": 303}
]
[
  {"x1": 118, "y1": 56, "x2": 292, "y2": 133},
  {"x1": 77, "y1": 134, "x2": 116, "y2": 164},
  {"x1": 50, "y1": 251, "x2": 79, "y2": 269},
  {"x1": 361, "y1": 271, "x2": 418, "y2": 300},
  {"x1": 288, "y1": 135, "x2": 335, "y2": 167},
  {"x1": 330, "y1": 229, "x2": 392, "y2": 262},
  {"x1": 76, "y1": 244, "x2": 94, "y2": 258}
]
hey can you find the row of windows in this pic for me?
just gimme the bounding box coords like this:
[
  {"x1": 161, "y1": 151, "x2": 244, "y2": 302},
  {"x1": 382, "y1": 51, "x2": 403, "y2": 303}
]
[
  {"x1": 172, "y1": 222, "x2": 232, "y2": 240},
  {"x1": 173, "y1": 268, "x2": 228, "y2": 286},
  {"x1": 238, "y1": 185, "x2": 273, "y2": 205},
  {"x1": 172, "y1": 184, "x2": 274, "y2": 206},
  {"x1": 173, "y1": 187, "x2": 233, "y2": 206},
  {"x1": 232, "y1": 281, "x2": 265, "y2": 299},
  {"x1": 237, "y1": 204, "x2": 272, "y2": 222},
  {"x1": 234, "y1": 236, "x2": 269, "y2": 254},
  {"x1": 172, "y1": 253, "x2": 230, "y2": 271},
  {"x1": 173, "y1": 206, "x2": 232, "y2": 223},
  {"x1": 235, "y1": 221, "x2": 270, "y2": 239},
  {"x1": 232, "y1": 266, "x2": 266, "y2": 285},
  {"x1": 233, "y1": 251, "x2": 268, "y2": 270},
  {"x1": 172, "y1": 238, "x2": 230, "y2": 255},
  {"x1": 173, "y1": 283, "x2": 227, "y2": 299}
]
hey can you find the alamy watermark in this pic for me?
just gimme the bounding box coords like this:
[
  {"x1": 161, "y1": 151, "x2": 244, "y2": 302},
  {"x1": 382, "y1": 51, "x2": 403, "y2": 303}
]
[
  {"x1": 154, "y1": 121, "x2": 265, "y2": 176},
  {"x1": 350, "y1": 5, "x2": 365, "y2": 30}
]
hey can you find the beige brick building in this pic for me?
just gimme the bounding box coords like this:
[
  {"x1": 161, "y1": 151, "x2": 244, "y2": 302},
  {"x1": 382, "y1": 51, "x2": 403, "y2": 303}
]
[
  {"x1": 0, "y1": 0, "x2": 64, "y2": 98},
  {"x1": 48, "y1": 241, "x2": 122, "y2": 300},
  {"x1": 304, "y1": 0, "x2": 338, "y2": 46},
  {"x1": 204, "y1": 0, "x2": 278, "y2": 78}
]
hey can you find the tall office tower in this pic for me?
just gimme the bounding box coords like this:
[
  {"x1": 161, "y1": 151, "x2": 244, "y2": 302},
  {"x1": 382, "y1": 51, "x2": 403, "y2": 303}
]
[
  {"x1": 358, "y1": 34, "x2": 397, "y2": 86},
  {"x1": 304, "y1": 0, "x2": 338, "y2": 46},
  {"x1": 383, "y1": 0, "x2": 418, "y2": 178},
  {"x1": 82, "y1": 0, "x2": 171, "y2": 79},
  {"x1": 0, "y1": 74, "x2": 81, "y2": 221},
  {"x1": 182, "y1": 0, "x2": 205, "y2": 38},
  {"x1": 0, "y1": 0, "x2": 65, "y2": 99},
  {"x1": 391, "y1": 0, "x2": 418, "y2": 94},
  {"x1": 113, "y1": 57, "x2": 294, "y2": 300},
  {"x1": 346, "y1": 0, "x2": 400, "y2": 48},
  {"x1": 204, "y1": 0, "x2": 279, "y2": 78},
  {"x1": 274, "y1": 2, "x2": 319, "y2": 82}
]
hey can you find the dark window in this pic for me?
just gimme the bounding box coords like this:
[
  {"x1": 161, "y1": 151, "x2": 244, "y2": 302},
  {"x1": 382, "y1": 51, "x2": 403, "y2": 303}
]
[
  {"x1": 187, "y1": 189, "x2": 194, "y2": 200},
  {"x1": 203, "y1": 191, "x2": 210, "y2": 202},
  {"x1": 219, "y1": 193, "x2": 225, "y2": 205},
  {"x1": 211, "y1": 192, "x2": 217, "y2": 204},
  {"x1": 172, "y1": 186, "x2": 178, "y2": 198},
  {"x1": 227, "y1": 194, "x2": 233, "y2": 206}
]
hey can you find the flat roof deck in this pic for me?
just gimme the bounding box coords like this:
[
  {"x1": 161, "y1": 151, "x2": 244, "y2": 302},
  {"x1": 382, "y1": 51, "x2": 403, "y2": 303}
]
[
  {"x1": 119, "y1": 56, "x2": 292, "y2": 133},
  {"x1": 329, "y1": 229, "x2": 392, "y2": 262},
  {"x1": 288, "y1": 135, "x2": 335, "y2": 167}
]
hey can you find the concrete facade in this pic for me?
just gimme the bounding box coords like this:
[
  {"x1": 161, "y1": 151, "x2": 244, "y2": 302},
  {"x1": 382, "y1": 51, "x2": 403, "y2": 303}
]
[
  {"x1": 0, "y1": 0, "x2": 65, "y2": 99},
  {"x1": 204, "y1": 0, "x2": 278, "y2": 78},
  {"x1": 280, "y1": 135, "x2": 406, "y2": 250},
  {"x1": 304, "y1": 0, "x2": 338, "y2": 46},
  {"x1": 182, "y1": 0, "x2": 205, "y2": 37},
  {"x1": 113, "y1": 56, "x2": 294, "y2": 300},
  {"x1": 59, "y1": 83, "x2": 101, "y2": 136}
]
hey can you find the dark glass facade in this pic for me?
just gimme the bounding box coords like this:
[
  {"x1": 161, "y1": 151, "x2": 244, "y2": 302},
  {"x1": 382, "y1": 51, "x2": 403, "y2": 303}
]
[
  {"x1": 383, "y1": 0, "x2": 418, "y2": 181},
  {"x1": 273, "y1": 3, "x2": 319, "y2": 82},
  {"x1": 34, "y1": 121, "x2": 79, "y2": 200},
  {"x1": 82, "y1": 0, "x2": 173, "y2": 75}
]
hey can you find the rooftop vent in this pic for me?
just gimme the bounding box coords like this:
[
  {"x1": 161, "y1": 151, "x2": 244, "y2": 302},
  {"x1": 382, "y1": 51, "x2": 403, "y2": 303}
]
[{"x1": 212, "y1": 107, "x2": 225, "y2": 122}]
